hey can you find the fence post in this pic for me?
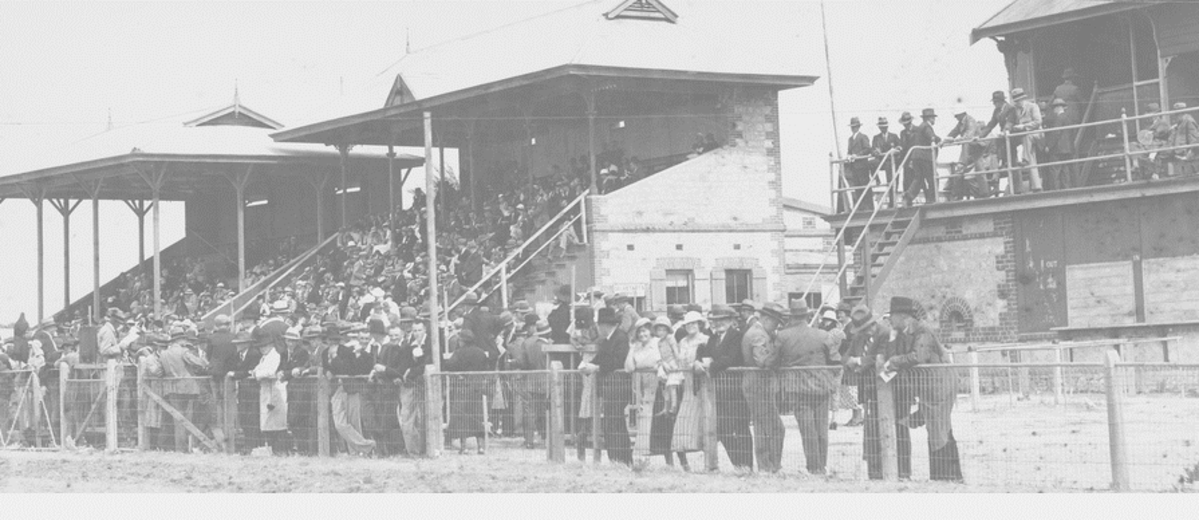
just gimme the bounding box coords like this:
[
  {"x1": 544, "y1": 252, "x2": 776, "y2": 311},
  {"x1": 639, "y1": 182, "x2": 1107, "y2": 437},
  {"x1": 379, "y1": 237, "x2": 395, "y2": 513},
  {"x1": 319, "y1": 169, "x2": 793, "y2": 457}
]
[
  {"x1": 1053, "y1": 347, "x2": 1064, "y2": 405},
  {"x1": 316, "y1": 368, "x2": 331, "y2": 458},
  {"x1": 223, "y1": 374, "x2": 237, "y2": 455},
  {"x1": 105, "y1": 359, "x2": 118, "y2": 453},
  {"x1": 424, "y1": 366, "x2": 443, "y2": 459},
  {"x1": 968, "y1": 347, "x2": 980, "y2": 412},
  {"x1": 1104, "y1": 349, "x2": 1131, "y2": 491},
  {"x1": 136, "y1": 367, "x2": 147, "y2": 450},
  {"x1": 591, "y1": 372, "x2": 602, "y2": 463},
  {"x1": 549, "y1": 362, "x2": 565, "y2": 463},
  {"x1": 702, "y1": 373, "x2": 719, "y2": 472},
  {"x1": 59, "y1": 362, "x2": 68, "y2": 451},
  {"x1": 32, "y1": 370, "x2": 43, "y2": 448},
  {"x1": 876, "y1": 374, "x2": 899, "y2": 481}
]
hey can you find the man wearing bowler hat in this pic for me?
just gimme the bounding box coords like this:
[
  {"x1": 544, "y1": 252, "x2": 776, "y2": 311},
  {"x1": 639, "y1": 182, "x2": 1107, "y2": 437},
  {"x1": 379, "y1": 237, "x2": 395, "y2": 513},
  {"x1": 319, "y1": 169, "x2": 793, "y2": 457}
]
[
  {"x1": 872, "y1": 117, "x2": 902, "y2": 208},
  {"x1": 844, "y1": 303, "x2": 907, "y2": 479},
  {"x1": 580, "y1": 307, "x2": 633, "y2": 465},
  {"x1": 696, "y1": 304, "x2": 753, "y2": 470},
  {"x1": 882, "y1": 296, "x2": 963, "y2": 482},
  {"x1": 845, "y1": 117, "x2": 875, "y2": 212},
  {"x1": 906, "y1": 108, "x2": 942, "y2": 206},
  {"x1": 740, "y1": 302, "x2": 787, "y2": 472},
  {"x1": 1010, "y1": 87, "x2": 1044, "y2": 193},
  {"x1": 776, "y1": 300, "x2": 840, "y2": 474}
]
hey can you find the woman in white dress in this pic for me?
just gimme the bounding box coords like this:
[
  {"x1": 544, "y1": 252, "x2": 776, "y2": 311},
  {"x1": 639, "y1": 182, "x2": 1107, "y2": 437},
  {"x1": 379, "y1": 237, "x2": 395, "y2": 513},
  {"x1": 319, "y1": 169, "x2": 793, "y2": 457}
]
[
  {"x1": 669, "y1": 311, "x2": 709, "y2": 471},
  {"x1": 625, "y1": 318, "x2": 662, "y2": 461}
]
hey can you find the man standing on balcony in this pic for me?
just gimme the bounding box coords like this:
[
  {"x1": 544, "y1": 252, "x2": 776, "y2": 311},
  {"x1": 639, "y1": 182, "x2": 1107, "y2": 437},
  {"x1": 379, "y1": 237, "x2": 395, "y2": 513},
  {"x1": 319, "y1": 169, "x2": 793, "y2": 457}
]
[
  {"x1": 845, "y1": 117, "x2": 874, "y2": 212},
  {"x1": 1168, "y1": 102, "x2": 1199, "y2": 176},
  {"x1": 898, "y1": 112, "x2": 919, "y2": 202},
  {"x1": 872, "y1": 117, "x2": 902, "y2": 208},
  {"x1": 1054, "y1": 68, "x2": 1084, "y2": 119},
  {"x1": 1010, "y1": 88, "x2": 1044, "y2": 193},
  {"x1": 979, "y1": 91, "x2": 1016, "y2": 168},
  {"x1": 1045, "y1": 98, "x2": 1078, "y2": 190},
  {"x1": 905, "y1": 109, "x2": 941, "y2": 206}
]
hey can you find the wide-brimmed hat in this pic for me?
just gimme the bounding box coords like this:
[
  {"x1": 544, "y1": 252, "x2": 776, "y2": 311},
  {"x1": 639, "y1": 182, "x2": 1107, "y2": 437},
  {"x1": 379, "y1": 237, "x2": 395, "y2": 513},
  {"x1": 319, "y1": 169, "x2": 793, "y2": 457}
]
[
  {"x1": 534, "y1": 320, "x2": 553, "y2": 337},
  {"x1": 991, "y1": 90, "x2": 1006, "y2": 103},
  {"x1": 1147, "y1": 102, "x2": 1161, "y2": 112},
  {"x1": 1061, "y1": 68, "x2": 1079, "y2": 79},
  {"x1": 462, "y1": 292, "x2": 479, "y2": 305},
  {"x1": 1051, "y1": 98, "x2": 1067, "y2": 108},
  {"x1": 652, "y1": 316, "x2": 673, "y2": 331},
  {"x1": 707, "y1": 304, "x2": 737, "y2": 320},
  {"x1": 850, "y1": 304, "x2": 873, "y2": 323},
  {"x1": 596, "y1": 307, "x2": 620, "y2": 325},
  {"x1": 921, "y1": 108, "x2": 937, "y2": 119},
  {"x1": 107, "y1": 308, "x2": 127, "y2": 321},
  {"x1": 898, "y1": 111, "x2": 914, "y2": 123},
  {"x1": 631, "y1": 317, "x2": 653, "y2": 333},
  {"x1": 271, "y1": 300, "x2": 289, "y2": 313},
  {"x1": 678, "y1": 311, "x2": 705, "y2": 328},
  {"x1": 214, "y1": 314, "x2": 232, "y2": 326},
  {"x1": 889, "y1": 296, "x2": 920, "y2": 316},
  {"x1": 302, "y1": 325, "x2": 323, "y2": 339},
  {"x1": 820, "y1": 309, "x2": 839, "y2": 323},
  {"x1": 736, "y1": 299, "x2": 757, "y2": 312},
  {"x1": 149, "y1": 333, "x2": 171, "y2": 347},
  {"x1": 787, "y1": 300, "x2": 812, "y2": 319},
  {"x1": 1174, "y1": 102, "x2": 1188, "y2": 110},
  {"x1": 758, "y1": 302, "x2": 787, "y2": 322},
  {"x1": 877, "y1": 116, "x2": 889, "y2": 127},
  {"x1": 849, "y1": 117, "x2": 862, "y2": 127},
  {"x1": 283, "y1": 327, "x2": 302, "y2": 341},
  {"x1": 168, "y1": 325, "x2": 188, "y2": 341},
  {"x1": 610, "y1": 293, "x2": 632, "y2": 305},
  {"x1": 232, "y1": 331, "x2": 254, "y2": 344},
  {"x1": 511, "y1": 300, "x2": 532, "y2": 314},
  {"x1": 1010, "y1": 88, "x2": 1027, "y2": 101},
  {"x1": 368, "y1": 317, "x2": 387, "y2": 336},
  {"x1": 251, "y1": 326, "x2": 274, "y2": 347}
]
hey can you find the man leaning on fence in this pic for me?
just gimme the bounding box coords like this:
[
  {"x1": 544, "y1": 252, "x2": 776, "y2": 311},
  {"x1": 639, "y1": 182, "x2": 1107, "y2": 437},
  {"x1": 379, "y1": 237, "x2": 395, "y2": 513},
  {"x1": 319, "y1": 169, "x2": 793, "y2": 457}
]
[
  {"x1": 777, "y1": 300, "x2": 841, "y2": 475},
  {"x1": 158, "y1": 324, "x2": 212, "y2": 452},
  {"x1": 845, "y1": 303, "x2": 908, "y2": 480},
  {"x1": 581, "y1": 307, "x2": 633, "y2": 466},
  {"x1": 696, "y1": 304, "x2": 753, "y2": 471},
  {"x1": 741, "y1": 302, "x2": 787, "y2": 473},
  {"x1": 882, "y1": 296, "x2": 963, "y2": 483}
]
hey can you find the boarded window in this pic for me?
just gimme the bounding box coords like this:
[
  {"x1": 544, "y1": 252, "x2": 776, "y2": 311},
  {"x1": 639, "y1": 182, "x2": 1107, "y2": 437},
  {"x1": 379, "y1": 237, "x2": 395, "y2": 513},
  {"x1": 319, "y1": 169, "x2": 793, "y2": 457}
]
[{"x1": 725, "y1": 269, "x2": 753, "y2": 304}]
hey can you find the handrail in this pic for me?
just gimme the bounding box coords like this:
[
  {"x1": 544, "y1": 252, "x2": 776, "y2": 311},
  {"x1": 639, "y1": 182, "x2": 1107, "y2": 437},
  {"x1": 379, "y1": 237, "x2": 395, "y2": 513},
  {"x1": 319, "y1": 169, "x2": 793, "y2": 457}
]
[
  {"x1": 443, "y1": 189, "x2": 588, "y2": 319},
  {"x1": 202, "y1": 231, "x2": 341, "y2": 327},
  {"x1": 971, "y1": 336, "x2": 1179, "y2": 353},
  {"x1": 805, "y1": 145, "x2": 936, "y2": 319},
  {"x1": 475, "y1": 212, "x2": 584, "y2": 305},
  {"x1": 938, "y1": 141, "x2": 1199, "y2": 182}
]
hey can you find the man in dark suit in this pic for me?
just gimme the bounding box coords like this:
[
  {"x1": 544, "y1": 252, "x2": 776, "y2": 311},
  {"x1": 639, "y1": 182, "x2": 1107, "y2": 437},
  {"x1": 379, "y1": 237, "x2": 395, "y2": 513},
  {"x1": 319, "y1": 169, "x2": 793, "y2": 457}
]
[
  {"x1": 697, "y1": 304, "x2": 753, "y2": 471},
  {"x1": 906, "y1": 108, "x2": 942, "y2": 206},
  {"x1": 229, "y1": 330, "x2": 262, "y2": 454},
  {"x1": 872, "y1": 117, "x2": 902, "y2": 207},
  {"x1": 582, "y1": 307, "x2": 632, "y2": 466},
  {"x1": 845, "y1": 117, "x2": 874, "y2": 212},
  {"x1": 378, "y1": 310, "x2": 430, "y2": 456},
  {"x1": 460, "y1": 292, "x2": 506, "y2": 361},
  {"x1": 741, "y1": 302, "x2": 786, "y2": 473}
]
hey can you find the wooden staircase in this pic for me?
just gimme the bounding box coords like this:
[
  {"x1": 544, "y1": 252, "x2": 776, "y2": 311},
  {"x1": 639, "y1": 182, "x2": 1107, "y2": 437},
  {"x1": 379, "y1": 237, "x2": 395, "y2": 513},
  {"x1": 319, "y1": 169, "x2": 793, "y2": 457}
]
[
  {"x1": 839, "y1": 207, "x2": 925, "y2": 308},
  {"x1": 508, "y1": 242, "x2": 591, "y2": 305}
]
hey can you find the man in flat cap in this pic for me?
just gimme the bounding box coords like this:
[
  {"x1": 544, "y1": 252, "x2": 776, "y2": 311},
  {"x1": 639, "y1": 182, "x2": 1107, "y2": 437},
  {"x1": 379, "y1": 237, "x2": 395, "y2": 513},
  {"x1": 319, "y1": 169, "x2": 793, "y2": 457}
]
[
  {"x1": 882, "y1": 296, "x2": 962, "y2": 482},
  {"x1": 740, "y1": 302, "x2": 787, "y2": 472}
]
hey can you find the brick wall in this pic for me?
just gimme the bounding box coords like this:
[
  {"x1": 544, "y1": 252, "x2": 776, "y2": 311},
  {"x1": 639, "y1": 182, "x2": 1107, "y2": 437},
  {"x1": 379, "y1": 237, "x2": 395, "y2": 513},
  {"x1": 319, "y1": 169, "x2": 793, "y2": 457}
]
[{"x1": 873, "y1": 213, "x2": 1019, "y2": 344}]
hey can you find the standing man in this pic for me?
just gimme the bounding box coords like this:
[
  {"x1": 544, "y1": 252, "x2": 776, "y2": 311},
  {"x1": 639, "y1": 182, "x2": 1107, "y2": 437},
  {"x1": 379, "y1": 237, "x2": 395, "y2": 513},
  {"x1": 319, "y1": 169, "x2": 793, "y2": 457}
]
[
  {"x1": 251, "y1": 327, "x2": 288, "y2": 455},
  {"x1": 580, "y1": 307, "x2": 632, "y2": 466},
  {"x1": 844, "y1": 304, "x2": 907, "y2": 480},
  {"x1": 872, "y1": 117, "x2": 902, "y2": 208},
  {"x1": 776, "y1": 301, "x2": 840, "y2": 474},
  {"x1": 328, "y1": 327, "x2": 378, "y2": 456},
  {"x1": 740, "y1": 302, "x2": 786, "y2": 473},
  {"x1": 944, "y1": 108, "x2": 988, "y2": 200},
  {"x1": 1167, "y1": 102, "x2": 1199, "y2": 176},
  {"x1": 846, "y1": 117, "x2": 874, "y2": 212},
  {"x1": 1053, "y1": 68, "x2": 1084, "y2": 118},
  {"x1": 881, "y1": 297, "x2": 963, "y2": 482},
  {"x1": 158, "y1": 325, "x2": 211, "y2": 452},
  {"x1": 97, "y1": 308, "x2": 126, "y2": 360},
  {"x1": 460, "y1": 291, "x2": 506, "y2": 361},
  {"x1": 906, "y1": 108, "x2": 941, "y2": 206},
  {"x1": 546, "y1": 285, "x2": 574, "y2": 344},
  {"x1": 1045, "y1": 98, "x2": 1079, "y2": 190},
  {"x1": 394, "y1": 312, "x2": 430, "y2": 456},
  {"x1": 734, "y1": 300, "x2": 756, "y2": 330},
  {"x1": 258, "y1": 301, "x2": 291, "y2": 354},
  {"x1": 897, "y1": 112, "x2": 919, "y2": 201},
  {"x1": 610, "y1": 294, "x2": 641, "y2": 338},
  {"x1": 1010, "y1": 88, "x2": 1044, "y2": 193},
  {"x1": 696, "y1": 304, "x2": 752, "y2": 470}
]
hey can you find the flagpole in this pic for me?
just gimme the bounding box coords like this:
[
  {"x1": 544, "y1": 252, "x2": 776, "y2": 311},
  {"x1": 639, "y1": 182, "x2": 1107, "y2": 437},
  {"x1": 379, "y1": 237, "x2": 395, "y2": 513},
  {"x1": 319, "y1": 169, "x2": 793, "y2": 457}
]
[{"x1": 821, "y1": 0, "x2": 843, "y2": 161}]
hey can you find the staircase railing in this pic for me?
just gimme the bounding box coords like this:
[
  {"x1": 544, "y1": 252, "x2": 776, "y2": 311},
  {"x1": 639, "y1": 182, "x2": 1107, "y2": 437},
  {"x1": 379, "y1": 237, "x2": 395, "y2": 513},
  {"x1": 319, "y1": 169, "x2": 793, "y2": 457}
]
[
  {"x1": 443, "y1": 189, "x2": 588, "y2": 320},
  {"x1": 200, "y1": 231, "x2": 341, "y2": 328},
  {"x1": 805, "y1": 144, "x2": 935, "y2": 323}
]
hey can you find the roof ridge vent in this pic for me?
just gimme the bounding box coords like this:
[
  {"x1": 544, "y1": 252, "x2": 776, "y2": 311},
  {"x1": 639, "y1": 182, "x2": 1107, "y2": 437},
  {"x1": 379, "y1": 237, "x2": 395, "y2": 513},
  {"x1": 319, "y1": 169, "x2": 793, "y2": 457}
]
[{"x1": 605, "y1": 0, "x2": 678, "y2": 23}]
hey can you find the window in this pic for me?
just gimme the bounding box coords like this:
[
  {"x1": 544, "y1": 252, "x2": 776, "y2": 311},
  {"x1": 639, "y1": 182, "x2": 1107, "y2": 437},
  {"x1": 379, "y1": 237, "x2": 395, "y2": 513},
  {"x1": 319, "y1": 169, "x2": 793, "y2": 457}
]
[
  {"x1": 802, "y1": 216, "x2": 817, "y2": 230},
  {"x1": 725, "y1": 269, "x2": 752, "y2": 304},
  {"x1": 665, "y1": 270, "x2": 693, "y2": 305}
]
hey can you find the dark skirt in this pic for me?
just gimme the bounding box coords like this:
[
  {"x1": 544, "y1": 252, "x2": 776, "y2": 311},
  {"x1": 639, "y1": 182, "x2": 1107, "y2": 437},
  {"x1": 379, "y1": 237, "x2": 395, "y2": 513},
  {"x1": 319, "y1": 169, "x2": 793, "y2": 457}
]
[
  {"x1": 649, "y1": 384, "x2": 678, "y2": 455},
  {"x1": 446, "y1": 375, "x2": 488, "y2": 438}
]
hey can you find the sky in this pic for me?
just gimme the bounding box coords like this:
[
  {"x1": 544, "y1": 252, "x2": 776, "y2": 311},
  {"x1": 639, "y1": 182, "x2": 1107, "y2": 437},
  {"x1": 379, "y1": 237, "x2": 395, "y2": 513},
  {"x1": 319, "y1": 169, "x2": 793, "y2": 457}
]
[{"x1": 0, "y1": 0, "x2": 1010, "y2": 325}]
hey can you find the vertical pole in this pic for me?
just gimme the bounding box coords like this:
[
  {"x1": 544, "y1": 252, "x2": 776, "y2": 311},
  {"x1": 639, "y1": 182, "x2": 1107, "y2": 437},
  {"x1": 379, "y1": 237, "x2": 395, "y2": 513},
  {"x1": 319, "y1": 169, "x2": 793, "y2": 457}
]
[
  {"x1": 32, "y1": 371, "x2": 43, "y2": 448},
  {"x1": 549, "y1": 361, "x2": 565, "y2": 463},
  {"x1": 136, "y1": 201, "x2": 146, "y2": 266},
  {"x1": 1104, "y1": 349, "x2": 1131, "y2": 491},
  {"x1": 223, "y1": 374, "x2": 237, "y2": 455},
  {"x1": 876, "y1": 375, "x2": 899, "y2": 481},
  {"x1": 424, "y1": 111, "x2": 442, "y2": 371},
  {"x1": 585, "y1": 90, "x2": 598, "y2": 194},
  {"x1": 339, "y1": 145, "x2": 350, "y2": 230},
  {"x1": 579, "y1": 195, "x2": 588, "y2": 244},
  {"x1": 591, "y1": 373, "x2": 602, "y2": 463},
  {"x1": 152, "y1": 188, "x2": 162, "y2": 319},
  {"x1": 59, "y1": 362, "x2": 69, "y2": 451},
  {"x1": 424, "y1": 366, "x2": 443, "y2": 458},
  {"x1": 1005, "y1": 134, "x2": 1016, "y2": 195},
  {"x1": 233, "y1": 168, "x2": 249, "y2": 295},
  {"x1": 1053, "y1": 347, "x2": 1064, "y2": 405},
  {"x1": 316, "y1": 367, "x2": 330, "y2": 457},
  {"x1": 439, "y1": 139, "x2": 448, "y2": 225},
  {"x1": 63, "y1": 201, "x2": 72, "y2": 310},
  {"x1": 467, "y1": 123, "x2": 478, "y2": 215},
  {"x1": 91, "y1": 185, "x2": 102, "y2": 323},
  {"x1": 500, "y1": 265, "x2": 509, "y2": 310},
  {"x1": 105, "y1": 358, "x2": 118, "y2": 453},
  {"x1": 969, "y1": 347, "x2": 981, "y2": 412},
  {"x1": 1121, "y1": 109, "x2": 1134, "y2": 183},
  {"x1": 35, "y1": 195, "x2": 44, "y2": 323},
  {"x1": 861, "y1": 230, "x2": 873, "y2": 307},
  {"x1": 136, "y1": 366, "x2": 147, "y2": 450},
  {"x1": 702, "y1": 375, "x2": 719, "y2": 471},
  {"x1": 828, "y1": 155, "x2": 836, "y2": 212},
  {"x1": 387, "y1": 145, "x2": 396, "y2": 213},
  {"x1": 836, "y1": 229, "x2": 847, "y2": 301}
]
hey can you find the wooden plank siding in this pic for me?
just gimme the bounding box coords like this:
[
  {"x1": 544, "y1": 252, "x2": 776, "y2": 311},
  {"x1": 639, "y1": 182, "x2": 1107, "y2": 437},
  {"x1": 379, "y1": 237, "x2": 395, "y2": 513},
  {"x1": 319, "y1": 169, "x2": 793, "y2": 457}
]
[
  {"x1": 1152, "y1": 3, "x2": 1199, "y2": 58},
  {"x1": 1142, "y1": 256, "x2": 1199, "y2": 323},
  {"x1": 1065, "y1": 261, "x2": 1137, "y2": 328}
]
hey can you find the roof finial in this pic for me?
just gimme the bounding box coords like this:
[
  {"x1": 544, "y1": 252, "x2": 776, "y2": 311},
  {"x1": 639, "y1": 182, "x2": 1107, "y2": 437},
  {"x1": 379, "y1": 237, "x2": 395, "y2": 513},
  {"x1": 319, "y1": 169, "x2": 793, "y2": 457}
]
[
  {"x1": 406, "y1": 27, "x2": 411, "y2": 54},
  {"x1": 233, "y1": 79, "x2": 241, "y2": 117},
  {"x1": 106, "y1": 108, "x2": 113, "y2": 131}
]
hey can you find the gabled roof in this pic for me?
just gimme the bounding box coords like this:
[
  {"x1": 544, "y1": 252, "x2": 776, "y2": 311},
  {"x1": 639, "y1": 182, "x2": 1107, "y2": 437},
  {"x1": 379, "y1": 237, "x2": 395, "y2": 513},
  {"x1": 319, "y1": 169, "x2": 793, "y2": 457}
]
[
  {"x1": 278, "y1": 0, "x2": 813, "y2": 136},
  {"x1": 970, "y1": 0, "x2": 1153, "y2": 43},
  {"x1": 782, "y1": 196, "x2": 831, "y2": 217},
  {"x1": 605, "y1": 0, "x2": 677, "y2": 23},
  {"x1": 184, "y1": 102, "x2": 284, "y2": 130}
]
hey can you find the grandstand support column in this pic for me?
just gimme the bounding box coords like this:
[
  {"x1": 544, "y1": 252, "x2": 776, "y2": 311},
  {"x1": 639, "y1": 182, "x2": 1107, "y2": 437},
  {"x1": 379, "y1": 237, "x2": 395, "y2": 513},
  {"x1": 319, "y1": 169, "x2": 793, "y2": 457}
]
[
  {"x1": 387, "y1": 145, "x2": 396, "y2": 213},
  {"x1": 424, "y1": 111, "x2": 441, "y2": 370},
  {"x1": 224, "y1": 165, "x2": 254, "y2": 295},
  {"x1": 306, "y1": 168, "x2": 333, "y2": 241},
  {"x1": 583, "y1": 88, "x2": 598, "y2": 194},
  {"x1": 136, "y1": 164, "x2": 167, "y2": 319},
  {"x1": 122, "y1": 199, "x2": 152, "y2": 266},
  {"x1": 466, "y1": 121, "x2": 477, "y2": 215},
  {"x1": 75, "y1": 177, "x2": 105, "y2": 323},
  {"x1": 523, "y1": 116, "x2": 534, "y2": 195},
  {"x1": 439, "y1": 130, "x2": 448, "y2": 225},
  {"x1": 19, "y1": 185, "x2": 47, "y2": 323},
  {"x1": 49, "y1": 198, "x2": 82, "y2": 311},
  {"x1": 337, "y1": 144, "x2": 352, "y2": 231}
]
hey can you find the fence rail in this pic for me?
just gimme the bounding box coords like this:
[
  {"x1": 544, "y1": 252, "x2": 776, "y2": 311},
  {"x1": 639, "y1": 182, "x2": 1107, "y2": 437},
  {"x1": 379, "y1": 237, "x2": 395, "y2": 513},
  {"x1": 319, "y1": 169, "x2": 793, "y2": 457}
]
[{"x1": 4, "y1": 351, "x2": 1198, "y2": 491}]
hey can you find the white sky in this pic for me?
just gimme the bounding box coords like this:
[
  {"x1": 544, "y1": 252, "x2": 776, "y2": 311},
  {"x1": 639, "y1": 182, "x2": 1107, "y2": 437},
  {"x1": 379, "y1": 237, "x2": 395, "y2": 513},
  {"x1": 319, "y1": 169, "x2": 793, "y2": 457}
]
[{"x1": 0, "y1": 0, "x2": 1009, "y2": 325}]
